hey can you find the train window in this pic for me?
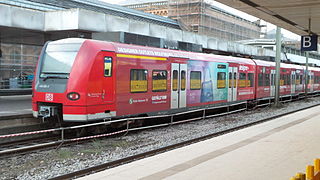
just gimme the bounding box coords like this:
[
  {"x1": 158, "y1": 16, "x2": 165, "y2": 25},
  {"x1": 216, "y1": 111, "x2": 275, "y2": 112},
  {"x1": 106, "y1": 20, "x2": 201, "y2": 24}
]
[
  {"x1": 217, "y1": 72, "x2": 226, "y2": 89},
  {"x1": 239, "y1": 73, "x2": 246, "y2": 88},
  {"x1": 286, "y1": 74, "x2": 291, "y2": 85},
  {"x1": 271, "y1": 74, "x2": 274, "y2": 86},
  {"x1": 291, "y1": 74, "x2": 294, "y2": 85},
  {"x1": 181, "y1": 70, "x2": 186, "y2": 91},
  {"x1": 234, "y1": 72, "x2": 237, "y2": 86},
  {"x1": 190, "y1": 71, "x2": 201, "y2": 90},
  {"x1": 172, "y1": 70, "x2": 178, "y2": 91},
  {"x1": 264, "y1": 74, "x2": 270, "y2": 86},
  {"x1": 296, "y1": 75, "x2": 300, "y2": 85},
  {"x1": 300, "y1": 75, "x2": 303, "y2": 84},
  {"x1": 280, "y1": 74, "x2": 284, "y2": 86},
  {"x1": 248, "y1": 73, "x2": 254, "y2": 87},
  {"x1": 258, "y1": 73, "x2": 263, "y2": 86},
  {"x1": 104, "y1": 57, "x2": 112, "y2": 77},
  {"x1": 229, "y1": 72, "x2": 232, "y2": 88},
  {"x1": 130, "y1": 69, "x2": 148, "y2": 93},
  {"x1": 152, "y1": 70, "x2": 167, "y2": 92}
]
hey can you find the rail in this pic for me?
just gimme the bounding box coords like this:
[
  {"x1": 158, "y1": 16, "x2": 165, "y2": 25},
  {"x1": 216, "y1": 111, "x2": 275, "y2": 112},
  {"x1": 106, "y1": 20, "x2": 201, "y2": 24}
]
[
  {"x1": 290, "y1": 159, "x2": 320, "y2": 180},
  {"x1": 0, "y1": 101, "x2": 247, "y2": 154},
  {"x1": 51, "y1": 102, "x2": 320, "y2": 179}
]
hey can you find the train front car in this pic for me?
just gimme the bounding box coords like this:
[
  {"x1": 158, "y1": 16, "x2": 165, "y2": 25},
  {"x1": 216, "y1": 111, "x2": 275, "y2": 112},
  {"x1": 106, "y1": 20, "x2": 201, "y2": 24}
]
[{"x1": 32, "y1": 38, "x2": 116, "y2": 122}]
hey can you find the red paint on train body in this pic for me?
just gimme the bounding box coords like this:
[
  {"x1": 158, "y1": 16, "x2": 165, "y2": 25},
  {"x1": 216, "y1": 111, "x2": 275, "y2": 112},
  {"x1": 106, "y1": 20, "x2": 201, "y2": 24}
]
[{"x1": 32, "y1": 38, "x2": 320, "y2": 122}]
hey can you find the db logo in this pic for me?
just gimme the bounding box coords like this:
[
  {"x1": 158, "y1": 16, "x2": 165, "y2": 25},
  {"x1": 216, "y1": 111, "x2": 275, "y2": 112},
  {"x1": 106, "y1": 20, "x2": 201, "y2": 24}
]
[{"x1": 45, "y1": 93, "x2": 54, "y2": 101}]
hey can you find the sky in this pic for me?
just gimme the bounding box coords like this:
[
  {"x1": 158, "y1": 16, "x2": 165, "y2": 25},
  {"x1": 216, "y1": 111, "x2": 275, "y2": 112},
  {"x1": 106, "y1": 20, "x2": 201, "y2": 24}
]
[{"x1": 102, "y1": 0, "x2": 300, "y2": 40}]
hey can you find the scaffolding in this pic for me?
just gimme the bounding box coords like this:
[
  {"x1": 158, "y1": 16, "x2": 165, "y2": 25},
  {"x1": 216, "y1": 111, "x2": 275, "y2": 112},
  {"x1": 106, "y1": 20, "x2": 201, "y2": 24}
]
[{"x1": 168, "y1": 0, "x2": 261, "y2": 41}]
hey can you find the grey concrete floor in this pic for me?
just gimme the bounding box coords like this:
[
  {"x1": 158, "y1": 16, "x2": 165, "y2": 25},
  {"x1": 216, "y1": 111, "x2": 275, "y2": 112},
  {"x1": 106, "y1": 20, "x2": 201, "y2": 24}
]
[{"x1": 0, "y1": 95, "x2": 32, "y2": 116}]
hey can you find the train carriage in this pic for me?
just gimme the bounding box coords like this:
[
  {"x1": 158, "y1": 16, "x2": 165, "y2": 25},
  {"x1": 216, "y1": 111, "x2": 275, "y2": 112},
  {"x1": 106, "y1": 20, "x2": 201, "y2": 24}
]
[
  {"x1": 254, "y1": 60, "x2": 274, "y2": 99},
  {"x1": 291, "y1": 64, "x2": 304, "y2": 96},
  {"x1": 308, "y1": 67, "x2": 320, "y2": 93},
  {"x1": 32, "y1": 38, "x2": 320, "y2": 122}
]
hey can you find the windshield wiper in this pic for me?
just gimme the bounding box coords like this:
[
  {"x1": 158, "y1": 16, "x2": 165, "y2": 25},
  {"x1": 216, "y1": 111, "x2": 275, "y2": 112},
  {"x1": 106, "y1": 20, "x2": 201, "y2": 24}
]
[{"x1": 42, "y1": 75, "x2": 69, "y2": 81}]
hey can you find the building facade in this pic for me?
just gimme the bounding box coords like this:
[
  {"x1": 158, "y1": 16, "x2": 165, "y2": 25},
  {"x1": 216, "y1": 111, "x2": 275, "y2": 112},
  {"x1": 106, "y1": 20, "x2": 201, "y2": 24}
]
[
  {"x1": 124, "y1": 0, "x2": 169, "y2": 17},
  {"x1": 123, "y1": 0, "x2": 261, "y2": 41}
]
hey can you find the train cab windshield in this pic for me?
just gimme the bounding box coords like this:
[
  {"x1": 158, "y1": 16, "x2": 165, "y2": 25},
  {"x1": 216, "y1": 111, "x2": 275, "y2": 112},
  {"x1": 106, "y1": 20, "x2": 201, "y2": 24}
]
[{"x1": 40, "y1": 39, "x2": 84, "y2": 80}]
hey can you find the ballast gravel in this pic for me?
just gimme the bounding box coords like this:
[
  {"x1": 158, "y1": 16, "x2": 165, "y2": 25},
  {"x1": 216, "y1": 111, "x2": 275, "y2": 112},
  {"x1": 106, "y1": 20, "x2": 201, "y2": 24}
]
[{"x1": 1, "y1": 97, "x2": 320, "y2": 180}]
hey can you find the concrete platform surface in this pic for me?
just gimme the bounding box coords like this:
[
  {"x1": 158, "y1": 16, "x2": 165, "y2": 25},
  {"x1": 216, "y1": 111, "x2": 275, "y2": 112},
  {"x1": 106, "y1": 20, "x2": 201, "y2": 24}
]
[
  {"x1": 79, "y1": 105, "x2": 320, "y2": 180},
  {"x1": 0, "y1": 95, "x2": 32, "y2": 116}
]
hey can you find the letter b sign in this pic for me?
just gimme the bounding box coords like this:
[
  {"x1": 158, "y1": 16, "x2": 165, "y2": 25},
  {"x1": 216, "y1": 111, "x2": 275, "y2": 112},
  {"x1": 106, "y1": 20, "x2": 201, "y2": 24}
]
[{"x1": 301, "y1": 35, "x2": 318, "y2": 51}]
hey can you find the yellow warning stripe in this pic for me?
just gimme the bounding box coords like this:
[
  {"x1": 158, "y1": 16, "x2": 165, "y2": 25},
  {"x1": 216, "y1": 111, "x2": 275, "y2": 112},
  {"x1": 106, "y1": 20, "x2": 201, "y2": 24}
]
[{"x1": 116, "y1": 54, "x2": 167, "y2": 61}]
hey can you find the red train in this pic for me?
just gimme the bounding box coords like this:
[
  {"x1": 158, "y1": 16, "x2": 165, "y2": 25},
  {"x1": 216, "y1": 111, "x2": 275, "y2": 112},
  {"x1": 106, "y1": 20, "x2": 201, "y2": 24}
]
[{"x1": 32, "y1": 38, "x2": 320, "y2": 122}]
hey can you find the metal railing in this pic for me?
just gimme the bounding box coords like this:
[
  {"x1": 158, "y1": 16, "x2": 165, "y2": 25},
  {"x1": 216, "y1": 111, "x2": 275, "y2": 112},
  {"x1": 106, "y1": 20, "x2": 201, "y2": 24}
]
[
  {"x1": 0, "y1": 101, "x2": 248, "y2": 143},
  {"x1": 0, "y1": 78, "x2": 32, "y2": 89}
]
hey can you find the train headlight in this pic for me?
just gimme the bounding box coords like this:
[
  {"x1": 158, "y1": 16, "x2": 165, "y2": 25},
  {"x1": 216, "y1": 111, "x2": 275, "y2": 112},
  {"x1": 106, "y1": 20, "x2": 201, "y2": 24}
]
[{"x1": 67, "y1": 92, "x2": 80, "y2": 101}]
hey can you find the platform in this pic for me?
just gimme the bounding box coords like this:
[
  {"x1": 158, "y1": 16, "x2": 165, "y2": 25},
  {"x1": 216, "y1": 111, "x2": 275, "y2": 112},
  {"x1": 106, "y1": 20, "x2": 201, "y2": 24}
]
[
  {"x1": 79, "y1": 105, "x2": 320, "y2": 180},
  {"x1": 0, "y1": 95, "x2": 32, "y2": 117}
]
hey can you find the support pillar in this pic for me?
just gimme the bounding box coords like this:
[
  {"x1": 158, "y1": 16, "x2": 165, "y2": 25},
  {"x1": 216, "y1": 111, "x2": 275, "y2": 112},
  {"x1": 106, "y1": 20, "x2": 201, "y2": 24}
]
[
  {"x1": 275, "y1": 26, "x2": 281, "y2": 107},
  {"x1": 305, "y1": 51, "x2": 309, "y2": 96}
]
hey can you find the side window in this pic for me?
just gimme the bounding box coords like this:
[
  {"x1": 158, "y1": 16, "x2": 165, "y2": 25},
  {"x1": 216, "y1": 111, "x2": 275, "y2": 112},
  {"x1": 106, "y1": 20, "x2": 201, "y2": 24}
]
[
  {"x1": 152, "y1": 70, "x2": 167, "y2": 92},
  {"x1": 172, "y1": 70, "x2": 178, "y2": 91},
  {"x1": 190, "y1": 71, "x2": 201, "y2": 90},
  {"x1": 239, "y1": 73, "x2": 246, "y2": 88},
  {"x1": 181, "y1": 70, "x2": 186, "y2": 90},
  {"x1": 217, "y1": 72, "x2": 226, "y2": 89},
  {"x1": 229, "y1": 72, "x2": 232, "y2": 88},
  {"x1": 104, "y1": 57, "x2": 112, "y2": 77},
  {"x1": 291, "y1": 74, "x2": 295, "y2": 85},
  {"x1": 264, "y1": 74, "x2": 270, "y2": 86},
  {"x1": 130, "y1": 69, "x2": 148, "y2": 93},
  {"x1": 286, "y1": 74, "x2": 291, "y2": 85},
  {"x1": 233, "y1": 72, "x2": 237, "y2": 86},
  {"x1": 258, "y1": 73, "x2": 263, "y2": 86},
  {"x1": 280, "y1": 74, "x2": 284, "y2": 86},
  {"x1": 296, "y1": 74, "x2": 300, "y2": 85},
  {"x1": 248, "y1": 73, "x2": 254, "y2": 87}
]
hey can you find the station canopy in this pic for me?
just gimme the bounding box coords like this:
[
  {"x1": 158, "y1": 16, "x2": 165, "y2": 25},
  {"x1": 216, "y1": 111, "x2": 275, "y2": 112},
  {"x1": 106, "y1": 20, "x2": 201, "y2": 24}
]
[{"x1": 215, "y1": 0, "x2": 320, "y2": 36}]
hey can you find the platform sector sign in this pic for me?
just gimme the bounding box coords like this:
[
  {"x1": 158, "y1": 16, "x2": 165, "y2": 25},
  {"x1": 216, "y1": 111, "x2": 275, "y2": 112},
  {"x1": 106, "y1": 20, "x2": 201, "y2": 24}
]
[{"x1": 301, "y1": 35, "x2": 318, "y2": 51}]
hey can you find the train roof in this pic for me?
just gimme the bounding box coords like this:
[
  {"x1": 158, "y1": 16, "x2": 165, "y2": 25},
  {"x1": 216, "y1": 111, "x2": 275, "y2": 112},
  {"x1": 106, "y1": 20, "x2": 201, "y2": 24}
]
[
  {"x1": 108, "y1": 40, "x2": 256, "y2": 65},
  {"x1": 49, "y1": 38, "x2": 319, "y2": 71}
]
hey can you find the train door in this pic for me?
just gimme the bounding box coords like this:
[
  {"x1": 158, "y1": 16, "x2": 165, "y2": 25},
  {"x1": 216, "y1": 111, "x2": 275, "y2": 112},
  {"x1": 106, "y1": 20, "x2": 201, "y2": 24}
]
[
  {"x1": 171, "y1": 63, "x2": 187, "y2": 109},
  {"x1": 102, "y1": 51, "x2": 115, "y2": 103},
  {"x1": 291, "y1": 71, "x2": 296, "y2": 94},
  {"x1": 309, "y1": 72, "x2": 314, "y2": 92},
  {"x1": 270, "y1": 69, "x2": 276, "y2": 97},
  {"x1": 228, "y1": 67, "x2": 237, "y2": 102}
]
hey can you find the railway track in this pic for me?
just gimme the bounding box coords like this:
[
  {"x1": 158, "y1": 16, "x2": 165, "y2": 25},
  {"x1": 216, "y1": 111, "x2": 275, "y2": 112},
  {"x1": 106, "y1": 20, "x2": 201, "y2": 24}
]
[
  {"x1": 0, "y1": 101, "x2": 247, "y2": 157},
  {"x1": 50, "y1": 102, "x2": 320, "y2": 179},
  {"x1": 0, "y1": 96, "x2": 317, "y2": 158},
  {"x1": 1, "y1": 96, "x2": 319, "y2": 178}
]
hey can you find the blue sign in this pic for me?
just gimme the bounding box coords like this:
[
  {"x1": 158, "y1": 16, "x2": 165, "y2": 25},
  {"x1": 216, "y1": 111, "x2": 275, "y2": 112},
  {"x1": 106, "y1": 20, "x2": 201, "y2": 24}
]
[{"x1": 301, "y1": 35, "x2": 318, "y2": 51}]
